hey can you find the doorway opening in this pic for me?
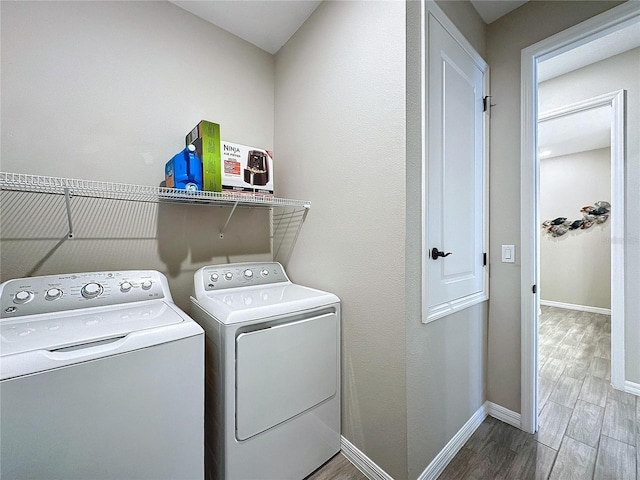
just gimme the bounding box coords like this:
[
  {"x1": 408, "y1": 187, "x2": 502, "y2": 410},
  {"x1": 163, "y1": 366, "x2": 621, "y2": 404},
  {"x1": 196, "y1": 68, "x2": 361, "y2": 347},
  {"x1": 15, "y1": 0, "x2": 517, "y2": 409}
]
[
  {"x1": 520, "y1": 3, "x2": 639, "y2": 434},
  {"x1": 536, "y1": 92, "x2": 623, "y2": 422}
]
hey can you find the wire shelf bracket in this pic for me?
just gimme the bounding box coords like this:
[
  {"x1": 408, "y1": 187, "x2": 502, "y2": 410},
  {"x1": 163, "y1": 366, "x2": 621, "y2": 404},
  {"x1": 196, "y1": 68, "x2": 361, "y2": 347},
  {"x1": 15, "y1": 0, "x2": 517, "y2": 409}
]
[
  {"x1": 63, "y1": 187, "x2": 74, "y2": 239},
  {"x1": 219, "y1": 201, "x2": 239, "y2": 239}
]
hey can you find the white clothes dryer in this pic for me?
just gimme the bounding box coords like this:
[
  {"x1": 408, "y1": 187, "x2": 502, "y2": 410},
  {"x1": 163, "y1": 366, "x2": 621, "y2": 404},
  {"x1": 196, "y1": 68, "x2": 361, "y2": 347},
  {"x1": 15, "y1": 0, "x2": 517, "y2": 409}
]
[
  {"x1": 0, "y1": 270, "x2": 204, "y2": 480},
  {"x1": 190, "y1": 262, "x2": 341, "y2": 480}
]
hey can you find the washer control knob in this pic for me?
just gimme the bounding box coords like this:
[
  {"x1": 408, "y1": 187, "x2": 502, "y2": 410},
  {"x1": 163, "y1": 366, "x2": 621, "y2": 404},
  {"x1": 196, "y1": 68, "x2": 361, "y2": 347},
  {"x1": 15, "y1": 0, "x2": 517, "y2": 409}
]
[
  {"x1": 224, "y1": 272, "x2": 233, "y2": 281},
  {"x1": 45, "y1": 288, "x2": 62, "y2": 301},
  {"x1": 141, "y1": 280, "x2": 153, "y2": 290},
  {"x1": 14, "y1": 290, "x2": 33, "y2": 304},
  {"x1": 260, "y1": 269, "x2": 269, "y2": 277},
  {"x1": 210, "y1": 273, "x2": 219, "y2": 282},
  {"x1": 243, "y1": 269, "x2": 254, "y2": 279},
  {"x1": 120, "y1": 282, "x2": 132, "y2": 293},
  {"x1": 81, "y1": 283, "x2": 102, "y2": 299}
]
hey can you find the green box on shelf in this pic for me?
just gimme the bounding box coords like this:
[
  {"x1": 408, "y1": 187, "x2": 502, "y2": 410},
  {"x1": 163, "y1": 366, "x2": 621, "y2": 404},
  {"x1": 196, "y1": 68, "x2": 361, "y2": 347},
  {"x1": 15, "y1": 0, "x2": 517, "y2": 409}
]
[{"x1": 185, "y1": 120, "x2": 221, "y2": 192}]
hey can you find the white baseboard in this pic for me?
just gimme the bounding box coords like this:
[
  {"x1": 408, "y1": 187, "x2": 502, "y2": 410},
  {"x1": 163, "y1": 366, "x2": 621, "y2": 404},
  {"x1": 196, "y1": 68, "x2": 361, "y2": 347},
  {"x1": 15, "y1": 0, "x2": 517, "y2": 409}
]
[
  {"x1": 416, "y1": 403, "x2": 488, "y2": 480},
  {"x1": 540, "y1": 300, "x2": 611, "y2": 315},
  {"x1": 342, "y1": 401, "x2": 522, "y2": 480},
  {"x1": 624, "y1": 381, "x2": 640, "y2": 396},
  {"x1": 485, "y1": 401, "x2": 521, "y2": 429},
  {"x1": 341, "y1": 436, "x2": 393, "y2": 480}
]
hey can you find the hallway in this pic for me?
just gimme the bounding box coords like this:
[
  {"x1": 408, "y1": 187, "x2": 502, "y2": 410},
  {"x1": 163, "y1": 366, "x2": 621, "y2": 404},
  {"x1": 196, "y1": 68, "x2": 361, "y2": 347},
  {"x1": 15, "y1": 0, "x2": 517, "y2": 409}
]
[{"x1": 438, "y1": 306, "x2": 638, "y2": 479}]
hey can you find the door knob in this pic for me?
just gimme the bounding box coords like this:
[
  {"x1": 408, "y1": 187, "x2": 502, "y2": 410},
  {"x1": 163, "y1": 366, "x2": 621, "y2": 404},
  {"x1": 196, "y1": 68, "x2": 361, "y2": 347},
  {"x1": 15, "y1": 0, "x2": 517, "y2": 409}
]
[{"x1": 431, "y1": 248, "x2": 453, "y2": 260}]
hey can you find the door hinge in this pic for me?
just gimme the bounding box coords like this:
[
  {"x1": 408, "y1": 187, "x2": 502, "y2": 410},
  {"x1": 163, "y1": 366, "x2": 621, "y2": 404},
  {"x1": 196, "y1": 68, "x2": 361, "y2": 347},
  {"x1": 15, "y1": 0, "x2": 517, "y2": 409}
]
[
  {"x1": 483, "y1": 252, "x2": 487, "y2": 266},
  {"x1": 532, "y1": 284, "x2": 537, "y2": 294},
  {"x1": 483, "y1": 95, "x2": 495, "y2": 112}
]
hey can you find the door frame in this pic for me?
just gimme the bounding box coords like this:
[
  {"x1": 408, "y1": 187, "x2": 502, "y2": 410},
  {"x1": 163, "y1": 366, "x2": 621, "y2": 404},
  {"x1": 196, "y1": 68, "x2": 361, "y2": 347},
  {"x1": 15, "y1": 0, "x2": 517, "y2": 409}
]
[{"x1": 520, "y1": 2, "x2": 639, "y2": 434}]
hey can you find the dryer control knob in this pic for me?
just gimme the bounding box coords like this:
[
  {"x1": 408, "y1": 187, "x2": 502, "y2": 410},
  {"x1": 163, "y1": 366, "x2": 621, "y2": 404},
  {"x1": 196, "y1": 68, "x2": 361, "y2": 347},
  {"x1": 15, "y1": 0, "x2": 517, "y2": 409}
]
[
  {"x1": 14, "y1": 290, "x2": 33, "y2": 304},
  {"x1": 45, "y1": 288, "x2": 62, "y2": 301},
  {"x1": 210, "y1": 273, "x2": 219, "y2": 282},
  {"x1": 224, "y1": 272, "x2": 233, "y2": 281},
  {"x1": 141, "y1": 280, "x2": 153, "y2": 290},
  {"x1": 260, "y1": 269, "x2": 269, "y2": 277},
  {"x1": 120, "y1": 282, "x2": 132, "y2": 293},
  {"x1": 243, "y1": 269, "x2": 254, "y2": 279},
  {"x1": 81, "y1": 283, "x2": 102, "y2": 299}
]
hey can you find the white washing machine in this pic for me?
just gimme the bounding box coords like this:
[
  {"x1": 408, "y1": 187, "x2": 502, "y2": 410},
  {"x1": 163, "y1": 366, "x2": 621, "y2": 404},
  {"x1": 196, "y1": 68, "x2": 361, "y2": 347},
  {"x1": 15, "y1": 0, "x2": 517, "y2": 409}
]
[
  {"x1": 190, "y1": 262, "x2": 340, "y2": 480},
  {"x1": 0, "y1": 270, "x2": 204, "y2": 480}
]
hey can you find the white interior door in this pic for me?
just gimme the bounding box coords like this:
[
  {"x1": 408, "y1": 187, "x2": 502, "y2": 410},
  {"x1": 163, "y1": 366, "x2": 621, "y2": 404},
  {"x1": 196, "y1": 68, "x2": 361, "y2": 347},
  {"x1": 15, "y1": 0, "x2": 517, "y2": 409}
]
[{"x1": 423, "y1": 6, "x2": 488, "y2": 324}]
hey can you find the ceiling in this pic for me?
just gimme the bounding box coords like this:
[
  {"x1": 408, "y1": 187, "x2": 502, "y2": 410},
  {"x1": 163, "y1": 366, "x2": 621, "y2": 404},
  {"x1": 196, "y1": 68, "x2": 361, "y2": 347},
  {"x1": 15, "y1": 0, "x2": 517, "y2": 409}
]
[
  {"x1": 170, "y1": 1, "x2": 322, "y2": 54},
  {"x1": 470, "y1": 0, "x2": 528, "y2": 24},
  {"x1": 171, "y1": 1, "x2": 529, "y2": 55},
  {"x1": 538, "y1": 106, "x2": 611, "y2": 160}
]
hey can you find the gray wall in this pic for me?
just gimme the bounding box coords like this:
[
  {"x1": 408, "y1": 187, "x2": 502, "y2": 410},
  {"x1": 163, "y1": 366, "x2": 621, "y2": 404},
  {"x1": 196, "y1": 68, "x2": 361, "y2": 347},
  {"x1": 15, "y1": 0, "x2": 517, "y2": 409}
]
[
  {"x1": 275, "y1": 1, "x2": 488, "y2": 478},
  {"x1": 0, "y1": 1, "x2": 275, "y2": 185},
  {"x1": 540, "y1": 148, "x2": 611, "y2": 309},
  {"x1": 435, "y1": 0, "x2": 486, "y2": 57},
  {"x1": 406, "y1": 2, "x2": 487, "y2": 479},
  {"x1": 486, "y1": 1, "x2": 626, "y2": 412},
  {"x1": 538, "y1": 46, "x2": 640, "y2": 383},
  {"x1": 275, "y1": 2, "x2": 408, "y2": 477},
  {"x1": 0, "y1": 1, "x2": 276, "y2": 311}
]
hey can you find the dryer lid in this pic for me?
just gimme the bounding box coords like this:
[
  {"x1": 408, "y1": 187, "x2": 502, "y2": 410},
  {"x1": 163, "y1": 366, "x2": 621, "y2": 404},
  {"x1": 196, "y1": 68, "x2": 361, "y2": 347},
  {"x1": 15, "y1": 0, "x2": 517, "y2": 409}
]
[{"x1": 193, "y1": 283, "x2": 339, "y2": 325}]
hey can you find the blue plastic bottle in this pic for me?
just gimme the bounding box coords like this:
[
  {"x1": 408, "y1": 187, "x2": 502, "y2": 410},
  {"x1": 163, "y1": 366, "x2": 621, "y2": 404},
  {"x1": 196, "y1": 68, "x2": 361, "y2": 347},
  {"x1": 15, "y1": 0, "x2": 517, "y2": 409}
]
[{"x1": 165, "y1": 144, "x2": 203, "y2": 191}]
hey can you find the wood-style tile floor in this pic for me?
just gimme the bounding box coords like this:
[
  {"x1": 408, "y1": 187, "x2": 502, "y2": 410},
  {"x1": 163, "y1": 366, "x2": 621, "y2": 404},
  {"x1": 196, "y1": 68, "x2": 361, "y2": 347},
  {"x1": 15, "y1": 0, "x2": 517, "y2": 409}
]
[
  {"x1": 305, "y1": 453, "x2": 367, "y2": 480},
  {"x1": 439, "y1": 305, "x2": 638, "y2": 480}
]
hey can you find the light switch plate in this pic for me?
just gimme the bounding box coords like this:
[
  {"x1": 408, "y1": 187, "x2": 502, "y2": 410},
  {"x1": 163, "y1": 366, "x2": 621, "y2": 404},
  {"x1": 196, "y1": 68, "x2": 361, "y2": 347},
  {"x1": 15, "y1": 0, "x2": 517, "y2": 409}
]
[{"x1": 502, "y1": 245, "x2": 515, "y2": 263}]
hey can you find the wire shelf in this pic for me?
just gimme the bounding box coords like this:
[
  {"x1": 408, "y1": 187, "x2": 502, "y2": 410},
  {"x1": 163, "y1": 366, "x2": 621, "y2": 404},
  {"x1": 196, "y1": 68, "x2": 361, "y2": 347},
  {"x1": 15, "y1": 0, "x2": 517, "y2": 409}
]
[
  {"x1": 0, "y1": 172, "x2": 310, "y2": 263},
  {"x1": 0, "y1": 172, "x2": 311, "y2": 209}
]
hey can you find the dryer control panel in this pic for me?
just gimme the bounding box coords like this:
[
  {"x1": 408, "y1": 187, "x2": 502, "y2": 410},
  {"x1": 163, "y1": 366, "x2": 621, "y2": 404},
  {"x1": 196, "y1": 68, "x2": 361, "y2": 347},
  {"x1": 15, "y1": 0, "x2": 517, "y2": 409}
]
[
  {"x1": 200, "y1": 262, "x2": 289, "y2": 291},
  {"x1": 0, "y1": 271, "x2": 167, "y2": 318}
]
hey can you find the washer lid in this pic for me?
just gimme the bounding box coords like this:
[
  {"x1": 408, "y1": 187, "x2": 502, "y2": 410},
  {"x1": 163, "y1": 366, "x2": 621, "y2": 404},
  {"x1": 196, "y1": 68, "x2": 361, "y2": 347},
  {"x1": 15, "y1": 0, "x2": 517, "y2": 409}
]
[
  {"x1": 0, "y1": 300, "x2": 185, "y2": 357},
  {"x1": 194, "y1": 284, "x2": 339, "y2": 325}
]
